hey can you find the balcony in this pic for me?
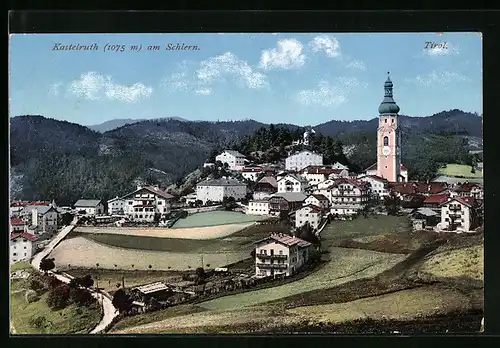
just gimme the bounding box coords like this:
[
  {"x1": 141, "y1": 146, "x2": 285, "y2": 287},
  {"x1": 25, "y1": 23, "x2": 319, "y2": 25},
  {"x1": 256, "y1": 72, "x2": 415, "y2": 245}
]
[
  {"x1": 256, "y1": 263, "x2": 288, "y2": 269},
  {"x1": 448, "y1": 213, "x2": 462, "y2": 219},
  {"x1": 257, "y1": 254, "x2": 288, "y2": 260},
  {"x1": 449, "y1": 205, "x2": 462, "y2": 211}
]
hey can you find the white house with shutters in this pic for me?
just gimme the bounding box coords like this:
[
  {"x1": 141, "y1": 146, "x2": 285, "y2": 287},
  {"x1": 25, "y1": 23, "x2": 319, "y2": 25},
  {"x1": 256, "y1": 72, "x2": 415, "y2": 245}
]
[
  {"x1": 440, "y1": 196, "x2": 478, "y2": 232},
  {"x1": 196, "y1": 178, "x2": 247, "y2": 204},
  {"x1": 305, "y1": 194, "x2": 330, "y2": 210},
  {"x1": 254, "y1": 233, "x2": 312, "y2": 278},
  {"x1": 247, "y1": 199, "x2": 271, "y2": 215},
  {"x1": 107, "y1": 196, "x2": 126, "y2": 215},
  {"x1": 332, "y1": 162, "x2": 349, "y2": 170},
  {"x1": 215, "y1": 150, "x2": 247, "y2": 170},
  {"x1": 285, "y1": 150, "x2": 323, "y2": 171},
  {"x1": 314, "y1": 178, "x2": 371, "y2": 218},
  {"x1": 277, "y1": 174, "x2": 309, "y2": 194},
  {"x1": 295, "y1": 204, "x2": 324, "y2": 230},
  {"x1": 357, "y1": 175, "x2": 390, "y2": 199},
  {"x1": 121, "y1": 186, "x2": 174, "y2": 222},
  {"x1": 10, "y1": 232, "x2": 38, "y2": 265},
  {"x1": 74, "y1": 199, "x2": 105, "y2": 216}
]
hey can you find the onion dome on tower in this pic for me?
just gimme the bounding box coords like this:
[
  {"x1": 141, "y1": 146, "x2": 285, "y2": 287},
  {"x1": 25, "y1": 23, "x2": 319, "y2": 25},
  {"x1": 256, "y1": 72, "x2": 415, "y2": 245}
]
[{"x1": 378, "y1": 72, "x2": 400, "y2": 115}]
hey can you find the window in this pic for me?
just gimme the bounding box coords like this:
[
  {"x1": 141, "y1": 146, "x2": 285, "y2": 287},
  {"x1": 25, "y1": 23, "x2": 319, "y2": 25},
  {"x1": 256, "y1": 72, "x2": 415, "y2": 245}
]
[
  {"x1": 13, "y1": 253, "x2": 17, "y2": 256},
  {"x1": 24, "y1": 246, "x2": 27, "y2": 249},
  {"x1": 385, "y1": 119, "x2": 387, "y2": 123},
  {"x1": 279, "y1": 250, "x2": 283, "y2": 255},
  {"x1": 383, "y1": 136, "x2": 389, "y2": 146}
]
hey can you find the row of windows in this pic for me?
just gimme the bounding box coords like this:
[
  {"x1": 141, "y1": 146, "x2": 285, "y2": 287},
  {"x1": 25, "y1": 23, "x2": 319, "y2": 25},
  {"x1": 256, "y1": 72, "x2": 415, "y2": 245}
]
[
  {"x1": 259, "y1": 249, "x2": 284, "y2": 255},
  {"x1": 12, "y1": 246, "x2": 28, "y2": 249},
  {"x1": 12, "y1": 252, "x2": 28, "y2": 257}
]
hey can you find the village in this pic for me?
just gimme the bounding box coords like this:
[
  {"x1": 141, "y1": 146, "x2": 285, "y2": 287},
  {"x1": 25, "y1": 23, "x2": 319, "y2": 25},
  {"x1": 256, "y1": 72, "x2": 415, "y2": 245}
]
[{"x1": 9, "y1": 74, "x2": 484, "y2": 334}]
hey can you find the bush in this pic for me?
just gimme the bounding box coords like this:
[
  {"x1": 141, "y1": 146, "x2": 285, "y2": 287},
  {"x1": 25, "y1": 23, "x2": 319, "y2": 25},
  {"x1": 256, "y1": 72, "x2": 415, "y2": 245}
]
[
  {"x1": 70, "y1": 288, "x2": 95, "y2": 307},
  {"x1": 29, "y1": 315, "x2": 47, "y2": 330},
  {"x1": 25, "y1": 289, "x2": 40, "y2": 303},
  {"x1": 28, "y1": 277, "x2": 46, "y2": 295},
  {"x1": 46, "y1": 284, "x2": 71, "y2": 310}
]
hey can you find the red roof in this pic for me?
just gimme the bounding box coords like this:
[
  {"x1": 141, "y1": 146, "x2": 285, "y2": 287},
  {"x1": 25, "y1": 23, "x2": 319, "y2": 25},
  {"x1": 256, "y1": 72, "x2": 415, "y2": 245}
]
[
  {"x1": 444, "y1": 196, "x2": 476, "y2": 207},
  {"x1": 242, "y1": 167, "x2": 263, "y2": 173},
  {"x1": 400, "y1": 165, "x2": 408, "y2": 171},
  {"x1": 299, "y1": 166, "x2": 341, "y2": 175},
  {"x1": 10, "y1": 232, "x2": 38, "y2": 242},
  {"x1": 10, "y1": 217, "x2": 24, "y2": 226},
  {"x1": 423, "y1": 193, "x2": 450, "y2": 204},
  {"x1": 28, "y1": 201, "x2": 50, "y2": 206},
  {"x1": 10, "y1": 201, "x2": 28, "y2": 207},
  {"x1": 255, "y1": 233, "x2": 312, "y2": 248},
  {"x1": 389, "y1": 182, "x2": 448, "y2": 195},
  {"x1": 331, "y1": 178, "x2": 370, "y2": 190},
  {"x1": 454, "y1": 183, "x2": 483, "y2": 193},
  {"x1": 309, "y1": 194, "x2": 329, "y2": 201}
]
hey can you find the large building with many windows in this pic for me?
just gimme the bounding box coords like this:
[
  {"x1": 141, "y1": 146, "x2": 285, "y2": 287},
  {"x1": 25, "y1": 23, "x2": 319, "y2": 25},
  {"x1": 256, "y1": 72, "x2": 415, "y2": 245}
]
[
  {"x1": 122, "y1": 186, "x2": 174, "y2": 222},
  {"x1": 196, "y1": 178, "x2": 247, "y2": 204},
  {"x1": 285, "y1": 150, "x2": 323, "y2": 171}
]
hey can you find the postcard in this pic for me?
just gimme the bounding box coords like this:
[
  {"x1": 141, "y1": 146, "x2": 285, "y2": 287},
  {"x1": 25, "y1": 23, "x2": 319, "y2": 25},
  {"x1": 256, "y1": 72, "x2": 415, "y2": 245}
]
[{"x1": 9, "y1": 32, "x2": 483, "y2": 335}]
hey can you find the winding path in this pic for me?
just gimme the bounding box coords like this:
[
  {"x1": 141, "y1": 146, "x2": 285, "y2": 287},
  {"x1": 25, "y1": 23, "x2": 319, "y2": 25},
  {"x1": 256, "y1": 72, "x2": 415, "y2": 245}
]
[{"x1": 30, "y1": 217, "x2": 119, "y2": 334}]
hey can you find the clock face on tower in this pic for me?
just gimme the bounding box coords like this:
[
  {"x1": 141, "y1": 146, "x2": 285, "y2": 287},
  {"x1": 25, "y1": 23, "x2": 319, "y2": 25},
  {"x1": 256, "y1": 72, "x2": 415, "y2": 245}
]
[{"x1": 382, "y1": 146, "x2": 391, "y2": 156}]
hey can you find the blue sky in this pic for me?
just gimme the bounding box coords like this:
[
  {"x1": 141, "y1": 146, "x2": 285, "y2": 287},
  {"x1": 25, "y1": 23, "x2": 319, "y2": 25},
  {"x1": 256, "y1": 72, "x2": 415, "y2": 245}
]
[{"x1": 9, "y1": 33, "x2": 482, "y2": 126}]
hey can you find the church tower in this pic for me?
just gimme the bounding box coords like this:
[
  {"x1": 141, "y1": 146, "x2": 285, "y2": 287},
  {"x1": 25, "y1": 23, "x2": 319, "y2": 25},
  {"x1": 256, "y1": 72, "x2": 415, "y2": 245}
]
[{"x1": 377, "y1": 72, "x2": 402, "y2": 182}]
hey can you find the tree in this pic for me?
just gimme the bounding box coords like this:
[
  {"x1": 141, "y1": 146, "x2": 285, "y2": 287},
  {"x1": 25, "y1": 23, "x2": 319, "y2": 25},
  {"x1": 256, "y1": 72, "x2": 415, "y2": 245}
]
[
  {"x1": 383, "y1": 193, "x2": 401, "y2": 216},
  {"x1": 148, "y1": 264, "x2": 153, "y2": 270},
  {"x1": 297, "y1": 222, "x2": 320, "y2": 245},
  {"x1": 60, "y1": 212, "x2": 74, "y2": 226},
  {"x1": 39, "y1": 258, "x2": 55, "y2": 275},
  {"x1": 78, "y1": 275, "x2": 94, "y2": 288},
  {"x1": 112, "y1": 289, "x2": 133, "y2": 313},
  {"x1": 195, "y1": 267, "x2": 206, "y2": 282},
  {"x1": 70, "y1": 288, "x2": 94, "y2": 306},
  {"x1": 46, "y1": 284, "x2": 71, "y2": 310}
]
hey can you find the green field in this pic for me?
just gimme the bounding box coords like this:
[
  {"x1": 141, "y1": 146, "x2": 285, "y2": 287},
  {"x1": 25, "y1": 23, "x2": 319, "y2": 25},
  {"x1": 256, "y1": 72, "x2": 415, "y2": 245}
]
[
  {"x1": 172, "y1": 211, "x2": 265, "y2": 229},
  {"x1": 10, "y1": 280, "x2": 102, "y2": 334},
  {"x1": 438, "y1": 164, "x2": 483, "y2": 179},
  {"x1": 10, "y1": 261, "x2": 32, "y2": 273}
]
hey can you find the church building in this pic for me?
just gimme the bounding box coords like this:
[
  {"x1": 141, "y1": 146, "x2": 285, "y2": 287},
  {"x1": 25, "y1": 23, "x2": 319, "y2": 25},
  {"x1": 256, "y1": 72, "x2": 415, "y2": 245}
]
[{"x1": 365, "y1": 73, "x2": 408, "y2": 183}]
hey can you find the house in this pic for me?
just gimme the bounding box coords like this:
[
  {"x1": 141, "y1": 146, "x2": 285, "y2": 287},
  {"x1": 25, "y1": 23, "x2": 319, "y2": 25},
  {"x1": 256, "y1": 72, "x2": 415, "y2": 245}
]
[
  {"x1": 23, "y1": 205, "x2": 58, "y2": 235},
  {"x1": 254, "y1": 233, "x2": 312, "y2": 278},
  {"x1": 131, "y1": 282, "x2": 173, "y2": 302},
  {"x1": 107, "y1": 196, "x2": 126, "y2": 215},
  {"x1": 10, "y1": 201, "x2": 28, "y2": 218},
  {"x1": 298, "y1": 165, "x2": 347, "y2": 185},
  {"x1": 268, "y1": 192, "x2": 308, "y2": 215},
  {"x1": 324, "y1": 178, "x2": 371, "y2": 218},
  {"x1": 241, "y1": 166, "x2": 264, "y2": 182},
  {"x1": 184, "y1": 193, "x2": 198, "y2": 205},
  {"x1": 247, "y1": 199, "x2": 271, "y2": 215},
  {"x1": 357, "y1": 175, "x2": 390, "y2": 199},
  {"x1": 365, "y1": 163, "x2": 409, "y2": 182},
  {"x1": 327, "y1": 169, "x2": 350, "y2": 180},
  {"x1": 410, "y1": 207, "x2": 440, "y2": 230},
  {"x1": 451, "y1": 182, "x2": 484, "y2": 200},
  {"x1": 389, "y1": 182, "x2": 448, "y2": 198},
  {"x1": 440, "y1": 196, "x2": 479, "y2": 232},
  {"x1": 74, "y1": 199, "x2": 105, "y2": 216},
  {"x1": 295, "y1": 204, "x2": 324, "y2": 230},
  {"x1": 196, "y1": 178, "x2": 247, "y2": 205},
  {"x1": 285, "y1": 150, "x2": 323, "y2": 171},
  {"x1": 331, "y1": 162, "x2": 349, "y2": 170},
  {"x1": 10, "y1": 217, "x2": 24, "y2": 233},
  {"x1": 215, "y1": 150, "x2": 247, "y2": 170},
  {"x1": 423, "y1": 194, "x2": 450, "y2": 212},
  {"x1": 253, "y1": 176, "x2": 278, "y2": 200},
  {"x1": 121, "y1": 186, "x2": 174, "y2": 222},
  {"x1": 305, "y1": 194, "x2": 330, "y2": 210},
  {"x1": 10, "y1": 232, "x2": 38, "y2": 264},
  {"x1": 277, "y1": 174, "x2": 309, "y2": 194}
]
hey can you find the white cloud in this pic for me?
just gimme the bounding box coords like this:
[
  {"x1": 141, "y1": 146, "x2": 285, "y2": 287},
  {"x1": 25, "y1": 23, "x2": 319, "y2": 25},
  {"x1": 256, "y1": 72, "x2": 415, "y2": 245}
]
[
  {"x1": 406, "y1": 70, "x2": 470, "y2": 87},
  {"x1": 49, "y1": 82, "x2": 63, "y2": 96},
  {"x1": 295, "y1": 77, "x2": 367, "y2": 107},
  {"x1": 422, "y1": 41, "x2": 460, "y2": 56},
  {"x1": 161, "y1": 61, "x2": 192, "y2": 92},
  {"x1": 68, "y1": 72, "x2": 152, "y2": 102},
  {"x1": 309, "y1": 35, "x2": 341, "y2": 58},
  {"x1": 259, "y1": 39, "x2": 306, "y2": 70},
  {"x1": 197, "y1": 52, "x2": 268, "y2": 89},
  {"x1": 195, "y1": 88, "x2": 212, "y2": 95},
  {"x1": 346, "y1": 60, "x2": 366, "y2": 71}
]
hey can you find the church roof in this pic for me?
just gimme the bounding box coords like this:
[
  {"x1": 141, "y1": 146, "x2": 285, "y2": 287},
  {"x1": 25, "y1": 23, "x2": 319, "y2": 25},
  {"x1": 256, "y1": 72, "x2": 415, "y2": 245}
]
[{"x1": 378, "y1": 73, "x2": 400, "y2": 115}]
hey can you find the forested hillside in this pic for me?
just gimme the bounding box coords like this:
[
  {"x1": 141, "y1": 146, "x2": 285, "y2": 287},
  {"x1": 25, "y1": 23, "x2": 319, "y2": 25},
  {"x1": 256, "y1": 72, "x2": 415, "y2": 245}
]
[{"x1": 9, "y1": 109, "x2": 481, "y2": 205}]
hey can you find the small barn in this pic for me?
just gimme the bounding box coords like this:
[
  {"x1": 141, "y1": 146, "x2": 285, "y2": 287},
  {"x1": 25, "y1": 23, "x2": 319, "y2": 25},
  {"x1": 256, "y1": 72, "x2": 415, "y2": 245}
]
[{"x1": 131, "y1": 282, "x2": 173, "y2": 301}]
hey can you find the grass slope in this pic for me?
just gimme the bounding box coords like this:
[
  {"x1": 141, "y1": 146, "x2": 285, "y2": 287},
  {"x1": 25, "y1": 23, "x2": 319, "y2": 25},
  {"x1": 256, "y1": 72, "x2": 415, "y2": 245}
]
[
  {"x1": 171, "y1": 211, "x2": 265, "y2": 229},
  {"x1": 10, "y1": 281, "x2": 102, "y2": 334},
  {"x1": 10, "y1": 261, "x2": 32, "y2": 273},
  {"x1": 438, "y1": 164, "x2": 482, "y2": 179}
]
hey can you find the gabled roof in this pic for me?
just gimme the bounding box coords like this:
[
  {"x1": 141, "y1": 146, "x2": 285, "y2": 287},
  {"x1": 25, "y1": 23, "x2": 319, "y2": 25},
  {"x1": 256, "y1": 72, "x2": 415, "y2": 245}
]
[
  {"x1": 414, "y1": 207, "x2": 438, "y2": 217},
  {"x1": 360, "y1": 175, "x2": 389, "y2": 183},
  {"x1": 271, "y1": 192, "x2": 307, "y2": 202},
  {"x1": 308, "y1": 194, "x2": 329, "y2": 201},
  {"x1": 74, "y1": 199, "x2": 103, "y2": 207},
  {"x1": 278, "y1": 174, "x2": 308, "y2": 184},
  {"x1": 442, "y1": 196, "x2": 476, "y2": 208},
  {"x1": 299, "y1": 166, "x2": 346, "y2": 175},
  {"x1": 10, "y1": 232, "x2": 38, "y2": 242},
  {"x1": 10, "y1": 217, "x2": 24, "y2": 226},
  {"x1": 24, "y1": 205, "x2": 58, "y2": 215},
  {"x1": 329, "y1": 178, "x2": 369, "y2": 190},
  {"x1": 389, "y1": 182, "x2": 448, "y2": 195},
  {"x1": 454, "y1": 182, "x2": 483, "y2": 192},
  {"x1": 10, "y1": 201, "x2": 28, "y2": 207},
  {"x1": 133, "y1": 282, "x2": 169, "y2": 294},
  {"x1": 221, "y1": 150, "x2": 246, "y2": 158},
  {"x1": 256, "y1": 176, "x2": 278, "y2": 188},
  {"x1": 121, "y1": 186, "x2": 174, "y2": 200},
  {"x1": 254, "y1": 233, "x2": 312, "y2": 248},
  {"x1": 423, "y1": 193, "x2": 450, "y2": 204},
  {"x1": 299, "y1": 204, "x2": 323, "y2": 213}
]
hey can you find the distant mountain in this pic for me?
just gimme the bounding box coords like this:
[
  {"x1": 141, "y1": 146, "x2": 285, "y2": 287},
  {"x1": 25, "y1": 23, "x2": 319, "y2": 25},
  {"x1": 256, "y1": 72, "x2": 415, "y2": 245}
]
[
  {"x1": 88, "y1": 117, "x2": 189, "y2": 133},
  {"x1": 315, "y1": 109, "x2": 482, "y2": 138},
  {"x1": 9, "y1": 109, "x2": 482, "y2": 204}
]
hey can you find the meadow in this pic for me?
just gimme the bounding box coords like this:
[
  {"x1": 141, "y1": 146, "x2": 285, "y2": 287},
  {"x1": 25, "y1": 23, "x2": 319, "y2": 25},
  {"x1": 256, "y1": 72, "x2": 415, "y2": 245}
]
[
  {"x1": 438, "y1": 164, "x2": 483, "y2": 179},
  {"x1": 10, "y1": 279, "x2": 102, "y2": 334},
  {"x1": 170, "y1": 211, "x2": 266, "y2": 229}
]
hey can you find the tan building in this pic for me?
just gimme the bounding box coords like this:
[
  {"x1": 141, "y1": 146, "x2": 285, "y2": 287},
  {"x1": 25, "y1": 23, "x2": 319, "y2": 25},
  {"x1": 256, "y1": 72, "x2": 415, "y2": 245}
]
[
  {"x1": 295, "y1": 204, "x2": 323, "y2": 230},
  {"x1": 254, "y1": 233, "x2": 312, "y2": 278},
  {"x1": 440, "y1": 196, "x2": 479, "y2": 232}
]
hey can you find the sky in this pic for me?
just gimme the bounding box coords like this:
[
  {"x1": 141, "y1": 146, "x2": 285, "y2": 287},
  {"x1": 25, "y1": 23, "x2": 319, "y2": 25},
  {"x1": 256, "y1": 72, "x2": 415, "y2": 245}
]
[{"x1": 9, "y1": 33, "x2": 482, "y2": 126}]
